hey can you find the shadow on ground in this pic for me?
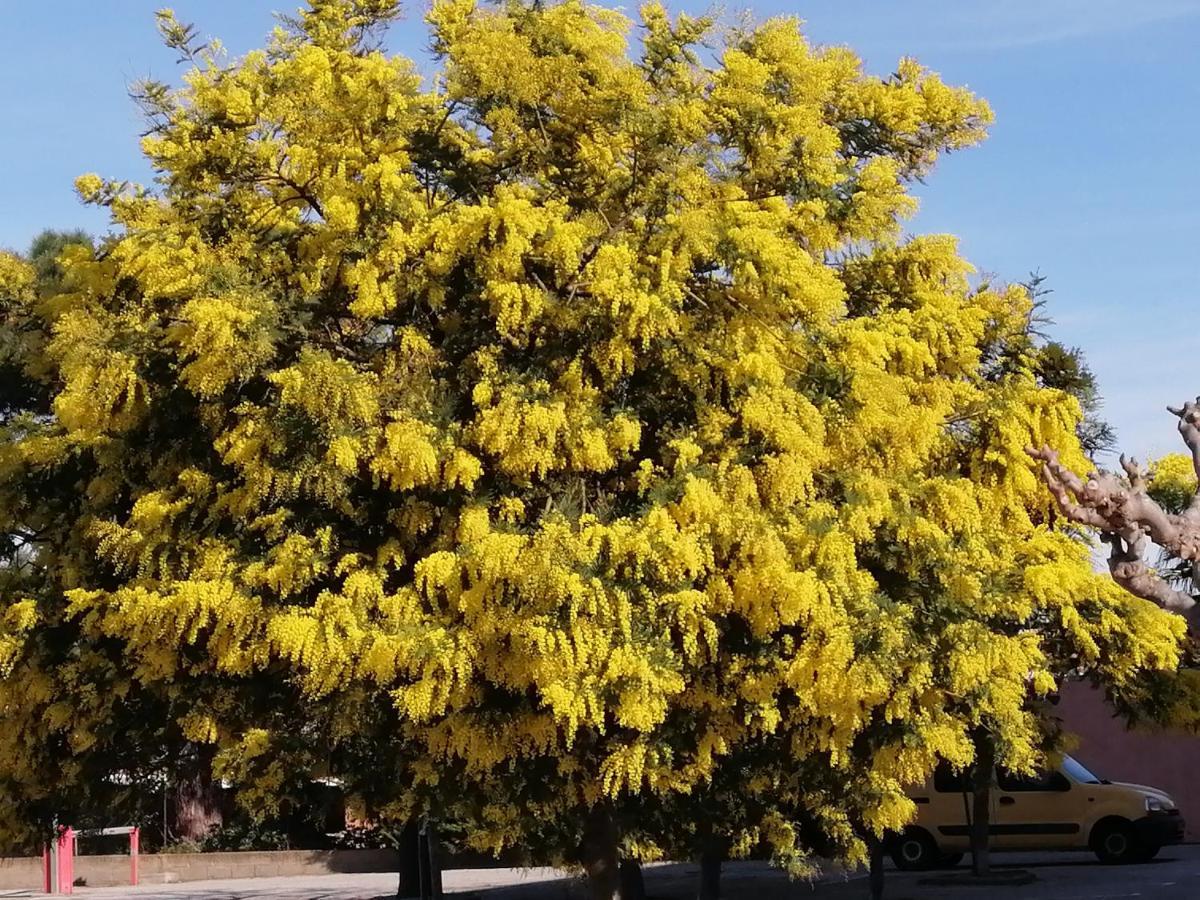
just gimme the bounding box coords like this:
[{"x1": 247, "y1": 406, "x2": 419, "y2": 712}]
[
  {"x1": 379, "y1": 851, "x2": 1200, "y2": 900},
  {"x1": 378, "y1": 861, "x2": 866, "y2": 900}
]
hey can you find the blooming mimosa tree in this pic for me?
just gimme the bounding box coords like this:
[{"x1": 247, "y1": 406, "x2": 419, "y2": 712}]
[{"x1": 0, "y1": 2, "x2": 1184, "y2": 896}]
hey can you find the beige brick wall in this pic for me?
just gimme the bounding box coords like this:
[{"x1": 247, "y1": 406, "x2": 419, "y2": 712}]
[{"x1": 0, "y1": 848, "x2": 399, "y2": 890}]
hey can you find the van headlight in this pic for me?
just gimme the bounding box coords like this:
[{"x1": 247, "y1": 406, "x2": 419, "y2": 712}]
[{"x1": 1145, "y1": 796, "x2": 1170, "y2": 813}]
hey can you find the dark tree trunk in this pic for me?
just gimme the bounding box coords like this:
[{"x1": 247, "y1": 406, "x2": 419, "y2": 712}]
[
  {"x1": 619, "y1": 859, "x2": 645, "y2": 900},
  {"x1": 867, "y1": 836, "x2": 885, "y2": 900},
  {"x1": 395, "y1": 820, "x2": 421, "y2": 899},
  {"x1": 581, "y1": 804, "x2": 621, "y2": 900},
  {"x1": 697, "y1": 847, "x2": 722, "y2": 900},
  {"x1": 171, "y1": 743, "x2": 222, "y2": 841},
  {"x1": 970, "y1": 732, "x2": 996, "y2": 877},
  {"x1": 420, "y1": 821, "x2": 444, "y2": 899}
]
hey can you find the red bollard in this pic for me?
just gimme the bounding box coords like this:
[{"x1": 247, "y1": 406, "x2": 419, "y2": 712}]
[
  {"x1": 56, "y1": 827, "x2": 74, "y2": 895},
  {"x1": 42, "y1": 844, "x2": 50, "y2": 893},
  {"x1": 130, "y1": 827, "x2": 139, "y2": 886}
]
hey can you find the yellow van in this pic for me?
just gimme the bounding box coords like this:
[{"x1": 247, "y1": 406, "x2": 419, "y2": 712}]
[{"x1": 891, "y1": 755, "x2": 1185, "y2": 869}]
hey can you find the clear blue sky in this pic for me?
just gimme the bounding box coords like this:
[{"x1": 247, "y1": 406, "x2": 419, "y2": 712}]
[{"x1": 2, "y1": 0, "x2": 1197, "y2": 460}]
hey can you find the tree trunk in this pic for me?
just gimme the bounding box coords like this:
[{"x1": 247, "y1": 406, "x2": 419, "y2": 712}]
[
  {"x1": 171, "y1": 744, "x2": 223, "y2": 842},
  {"x1": 867, "y1": 836, "x2": 885, "y2": 900},
  {"x1": 619, "y1": 859, "x2": 645, "y2": 900},
  {"x1": 394, "y1": 820, "x2": 421, "y2": 900},
  {"x1": 581, "y1": 804, "x2": 621, "y2": 900},
  {"x1": 697, "y1": 847, "x2": 722, "y2": 900},
  {"x1": 970, "y1": 732, "x2": 995, "y2": 877},
  {"x1": 420, "y1": 821, "x2": 444, "y2": 899}
]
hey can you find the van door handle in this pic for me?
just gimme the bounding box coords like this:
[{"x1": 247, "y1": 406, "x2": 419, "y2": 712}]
[{"x1": 999, "y1": 796, "x2": 1016, "y2": 806}]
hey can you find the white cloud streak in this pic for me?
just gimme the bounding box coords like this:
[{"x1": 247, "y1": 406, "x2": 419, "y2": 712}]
[{"x1": 932, "y1": 0, "x2": 1200, "y2": 50}]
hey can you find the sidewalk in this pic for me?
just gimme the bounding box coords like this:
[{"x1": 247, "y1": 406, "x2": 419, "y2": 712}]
[
  {"x1": 18, "y1": 860, "x2": 864, "y2": 900},
  {"x1": 15, "y1": 849, "x2": 1200, "y2": 900},
  {"x1": 440, "y1": 861, "x2": 865, "y2": 898}
]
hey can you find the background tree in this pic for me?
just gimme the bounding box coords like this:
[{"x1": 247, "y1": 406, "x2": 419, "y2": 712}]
[
  {"x1": 1033, "y1": 341, "x2": 1115, "y2": 460},
  {"x1": 0, "y1": 231, "x2": 91, "y2": 435},
  {"x1": 0, "y1": 4, "x2": 1185, "y2": 899},
  {"x1": 1030, "y1": 398, "x2": 1200, "y2": 753}
]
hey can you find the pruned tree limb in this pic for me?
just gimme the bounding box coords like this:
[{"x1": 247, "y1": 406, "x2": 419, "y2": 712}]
[
  {"x1": 1027, "y1": 397, "x2": 1200, "y2": 620},
  {"x1": 1103, "y1": 531, "x2": 1196, "y2": 613},
  {"x1": 1027, "y1": 447, "x2": 1109, "y2": 530},
  {"x1": 1167, "y1": 397, "x2": 1200, "y2": 520},
  {"x1": 1027, "y1": 444, "x2": 1198, "y2": 558}
]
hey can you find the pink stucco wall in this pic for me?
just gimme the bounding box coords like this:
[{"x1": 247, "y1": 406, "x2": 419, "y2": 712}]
[{"x1": 1056, "y1": 681, "x2": 1200, "y2": 841}]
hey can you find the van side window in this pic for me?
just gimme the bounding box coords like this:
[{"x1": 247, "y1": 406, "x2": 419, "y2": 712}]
[
  {"x1": 933, "y1": 763, "x2": 967, "y2": 793},
  {"x1": 997, "y1": 769, "x2": 1070, "y2": 792}
]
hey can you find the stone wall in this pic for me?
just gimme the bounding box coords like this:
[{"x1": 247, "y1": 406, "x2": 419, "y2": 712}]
[{"x1": 0, "y1": 847, "x2": 398, "y2": 890}]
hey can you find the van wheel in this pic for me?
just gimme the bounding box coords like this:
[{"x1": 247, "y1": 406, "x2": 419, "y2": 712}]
[
  {"x1": 890, "y1": 828, "x2": 939, "y2": 871},
  {"x1": 1092, "y1": 821, "x2": 1140, "y2": 864},
  {"x1": 1136, "y1": 843, "x2": 1161, "y2": 863}
]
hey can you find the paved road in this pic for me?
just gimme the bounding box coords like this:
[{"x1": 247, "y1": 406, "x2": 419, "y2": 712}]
[
  {"x1": 822, "y1": 847, "x2": 1200, "y2": 900},
  {"x1": 5, "y1": 847, "x2": 1199, "y2": 899}
]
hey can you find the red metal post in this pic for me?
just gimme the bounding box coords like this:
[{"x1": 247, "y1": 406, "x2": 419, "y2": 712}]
[
  {"x1": 42, "y1": 844, "x2": 50, "y2": 893},
  {"x1": 130, "y1": 826, "x2": 139, "y2": 886},
  {"x1": 58, "y1": 827, "x2": 74, "y2": 895},
  {"x1": 57, "y1": 828, "x2": 65, "y2": 895},
  {"x1": 54, "y1": 829, "x2": 63, "y2": 895}
]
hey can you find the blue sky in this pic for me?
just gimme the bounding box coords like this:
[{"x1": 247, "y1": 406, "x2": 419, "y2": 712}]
[{"x1": 2, "y1": 0, "x2": 1197, "y2": 461}]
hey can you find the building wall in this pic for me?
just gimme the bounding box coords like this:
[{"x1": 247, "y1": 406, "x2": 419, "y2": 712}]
[{"x1": 1056, "y1": 680, "x2": 1200, "y2": 841}]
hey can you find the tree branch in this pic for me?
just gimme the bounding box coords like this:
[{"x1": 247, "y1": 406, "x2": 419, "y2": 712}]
[
  {"x1": 1026, "y1": 444, "x2": 1185, "y2": 550},
  {"x1": 1104, "y1": 531, "x2": 1196, "y2": 613},
  {"x1": 1167, "y1": 397, "x2": 1200, "y2": 520},
  {"x1": 1119, "y1": 454, "x2": 1147, "y2": 492},
  {"x1": 1025, "y1": 446, "x2": 1109, "y2": 529},
  {"x1": 1027, "y1": 397, "x2": 1200, "y2": 622}
]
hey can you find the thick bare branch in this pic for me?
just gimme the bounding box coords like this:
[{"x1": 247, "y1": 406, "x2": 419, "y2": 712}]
[
  {"x1": 1104, "y1": 532, "x2": 1196, "y2": 613},
  {"x1": 1168, "y1": 397, "x2": 1200, "y2": 520},
  {"x1": 1119, "y1": 454, "x2": 1147, "y2": 492},
  {"x1": 1026, "y1": 443, "x2": 1191, "y2": 555},
  {"x1": 1025, "y1": 446, "x2": 1108, "y2": 529},
  {"x1": 1028, "y1": 398, "x2": 1200, "y2": 624},
  {"x1": 1167, "y1": 397, "x2": 1200, "y2": 478}
]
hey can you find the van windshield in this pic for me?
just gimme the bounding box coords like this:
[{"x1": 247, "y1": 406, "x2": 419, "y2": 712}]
[{"x1": 1062, "y1": 756, "x2": 1102, "y2": 785}]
